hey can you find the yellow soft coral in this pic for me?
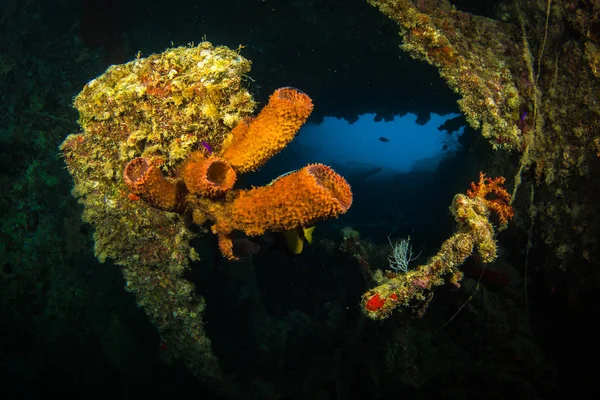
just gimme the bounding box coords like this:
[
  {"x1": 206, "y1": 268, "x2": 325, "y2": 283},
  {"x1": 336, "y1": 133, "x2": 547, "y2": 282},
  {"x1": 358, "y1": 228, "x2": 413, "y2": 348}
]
[{"x1": 122, "y1": 88, "x2": 351, "y2": 261}]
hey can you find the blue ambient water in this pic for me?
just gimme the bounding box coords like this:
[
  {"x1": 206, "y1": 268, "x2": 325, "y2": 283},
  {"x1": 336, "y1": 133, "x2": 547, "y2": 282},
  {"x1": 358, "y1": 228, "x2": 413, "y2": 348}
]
[{"x1": 294, "y1": 113, "x2": 463, "y2": 179}]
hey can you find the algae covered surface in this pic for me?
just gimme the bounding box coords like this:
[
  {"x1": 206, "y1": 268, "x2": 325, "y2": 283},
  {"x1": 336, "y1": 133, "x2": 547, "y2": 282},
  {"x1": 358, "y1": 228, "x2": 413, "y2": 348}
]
[
  {"x1": 60, "y1": 42, "x2": 255, "y2": 381},
  {"x1": 369, "y1": 0, "x2": 600, "y2": 272}
]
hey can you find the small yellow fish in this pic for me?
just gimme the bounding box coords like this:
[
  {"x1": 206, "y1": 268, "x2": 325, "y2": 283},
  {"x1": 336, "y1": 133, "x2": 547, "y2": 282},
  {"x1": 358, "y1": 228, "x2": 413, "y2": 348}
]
[{"x1": 284, "y1": 226, "x2": 316, "y2": 254}]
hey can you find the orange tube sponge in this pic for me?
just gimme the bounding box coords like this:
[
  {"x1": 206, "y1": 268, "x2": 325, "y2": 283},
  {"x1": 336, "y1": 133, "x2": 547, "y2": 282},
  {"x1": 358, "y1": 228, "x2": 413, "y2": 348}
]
[
  {"x1": 123, "y1": 157, "x2": 187, "y2": 212},
  {"x1": 217, "y1": 233, "x2": 235, "y2": 261},
  {"x1": 181, "y1": 151, "x2": 237, "y2": 197},
  {"x1": 214, "y1": 164, "x2": 352, "y2": 239},
  {"x1": 220, "y1": 87, "x2": 314, "y2": 173}
]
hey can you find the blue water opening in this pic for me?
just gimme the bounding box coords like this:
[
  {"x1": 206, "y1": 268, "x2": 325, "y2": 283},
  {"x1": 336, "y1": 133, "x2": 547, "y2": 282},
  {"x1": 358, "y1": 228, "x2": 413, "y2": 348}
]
[{"x1": 292, "y1": 113, "x2": 463, "y2": 179}]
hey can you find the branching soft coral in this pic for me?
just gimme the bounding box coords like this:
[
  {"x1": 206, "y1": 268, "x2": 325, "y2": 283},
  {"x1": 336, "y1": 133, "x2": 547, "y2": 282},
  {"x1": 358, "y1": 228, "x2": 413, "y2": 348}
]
[{"x1": 467, "y1": 171, "x2": 514, "y2": 224}]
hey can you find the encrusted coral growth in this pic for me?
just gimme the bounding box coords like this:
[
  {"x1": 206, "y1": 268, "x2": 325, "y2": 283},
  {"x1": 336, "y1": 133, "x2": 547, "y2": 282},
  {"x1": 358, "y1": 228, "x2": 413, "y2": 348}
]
[
  {"x1": 61, "y1": 42, "x2": 255, "y2": 272},
  {"x1": 369, "y1": 0, "x2": 527, "y2": 151},
  {"x1": 362, "y1": 174, "x2": 512, "y2": 320},
  {"x1": 60, "y1": 42, "x2": 353, "y2": 380},
  {"x1": 564, "y1": 0, "x2": 600, "y2": 77},
  {"x1": 60, "y1": 43, "x2": 257, "y2": 384},
  {"x1": 220, "y1": 87, "x2": 314, "y2": 173},
  {"x1": 119, "y1": 263, "x2": 226, "y2": 389},
  {"x1": 370, "y1": 0, "x2": 600, "y2": 289}
]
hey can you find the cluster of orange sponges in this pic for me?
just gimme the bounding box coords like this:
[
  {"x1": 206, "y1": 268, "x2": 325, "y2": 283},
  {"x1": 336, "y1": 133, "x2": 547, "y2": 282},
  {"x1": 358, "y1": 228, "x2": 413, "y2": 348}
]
[
  {"x1": 123, "y1": 87, "x2": 352, "y2": 260},
  {"x1": 220, "y1": 87, "x2": 314, "y2": 173},
  {"x1": 123, "y1": 157, "x2": 187, "y2": 212},
  {"x1": 124, "y1": 151, "x2": 237, "y2": 210}
]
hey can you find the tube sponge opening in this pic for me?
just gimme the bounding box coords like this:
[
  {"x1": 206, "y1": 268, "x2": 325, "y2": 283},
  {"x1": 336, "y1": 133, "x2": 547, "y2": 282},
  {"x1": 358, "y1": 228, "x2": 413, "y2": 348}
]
[
  {"x1": 181, "y1": 152, "x2": 237, "y2": 197},
  {"x1": 123, "y1": 157, "x2": 187, "y2": 212}
]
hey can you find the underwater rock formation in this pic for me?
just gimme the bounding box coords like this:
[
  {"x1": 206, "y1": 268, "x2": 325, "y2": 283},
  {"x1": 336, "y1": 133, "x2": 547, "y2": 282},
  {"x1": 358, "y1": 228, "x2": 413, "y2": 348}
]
[{"x1": 60, "y1": 42, "x2": 352, "y2": 384}]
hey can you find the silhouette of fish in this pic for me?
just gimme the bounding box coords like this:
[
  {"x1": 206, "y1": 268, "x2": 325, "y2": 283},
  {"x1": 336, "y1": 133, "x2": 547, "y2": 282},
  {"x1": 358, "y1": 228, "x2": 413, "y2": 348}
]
[
  {"x1": 231, "y1": 238, "x2": 261, "y2": 258},
  {"x1": 378, "y1": 136, "x2": 390, "y2": 142}
]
